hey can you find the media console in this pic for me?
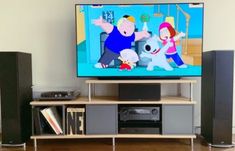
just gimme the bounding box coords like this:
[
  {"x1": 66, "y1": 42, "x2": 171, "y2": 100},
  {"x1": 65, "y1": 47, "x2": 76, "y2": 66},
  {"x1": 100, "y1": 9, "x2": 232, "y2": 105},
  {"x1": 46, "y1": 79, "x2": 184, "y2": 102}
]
[{"x1": 30, "y1": 79, "x2": 197, "y2": 150}]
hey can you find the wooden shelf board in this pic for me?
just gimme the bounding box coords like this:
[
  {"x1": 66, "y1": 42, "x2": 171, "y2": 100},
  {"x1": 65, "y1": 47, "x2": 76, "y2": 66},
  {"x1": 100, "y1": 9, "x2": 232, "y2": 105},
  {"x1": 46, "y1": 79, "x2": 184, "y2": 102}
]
[
  {"x1": 116, "y1": 134, "x2": 196, "y2": 139},
  {"x1": 30, "y1": 97, "x2": 88, "y2": 106},
  {"x1": 86, "y1": 79, "x2": 197, "y2": 84},
  {"x1": 31, "y1": 134, "x2": 196, "y2": 139},
  {"x1": 30, "y1": 96, "x2": 196, "y2": 106},
  {"x1": 31, "y1": 134, "x2": 114, "y2": 139}
]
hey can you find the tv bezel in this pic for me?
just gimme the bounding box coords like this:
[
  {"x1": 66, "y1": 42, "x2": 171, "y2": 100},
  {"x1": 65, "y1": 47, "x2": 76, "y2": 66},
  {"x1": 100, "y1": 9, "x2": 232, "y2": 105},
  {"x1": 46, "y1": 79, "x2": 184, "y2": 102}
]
[{"x1": 75, "y1": 2, "x2": 204, "y2": 78}]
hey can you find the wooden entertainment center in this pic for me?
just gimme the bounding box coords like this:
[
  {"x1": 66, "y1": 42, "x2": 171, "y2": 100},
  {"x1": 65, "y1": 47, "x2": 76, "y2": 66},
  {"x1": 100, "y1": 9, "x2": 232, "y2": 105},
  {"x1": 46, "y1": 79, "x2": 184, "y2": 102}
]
[{"x1": 30, "y1": 79, "x2": 197, "y2": 149}]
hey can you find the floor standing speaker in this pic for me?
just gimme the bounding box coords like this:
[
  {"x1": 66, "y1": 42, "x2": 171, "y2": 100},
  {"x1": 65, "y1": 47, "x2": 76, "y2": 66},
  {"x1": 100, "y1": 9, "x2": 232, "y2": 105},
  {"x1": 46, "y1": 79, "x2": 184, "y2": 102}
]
[
  {"x1": 0, "y1": 52, "x2": 32, "y2": 145},
  {"x1": 201, "y1": 50, "x2": 234, "y2": 147}
]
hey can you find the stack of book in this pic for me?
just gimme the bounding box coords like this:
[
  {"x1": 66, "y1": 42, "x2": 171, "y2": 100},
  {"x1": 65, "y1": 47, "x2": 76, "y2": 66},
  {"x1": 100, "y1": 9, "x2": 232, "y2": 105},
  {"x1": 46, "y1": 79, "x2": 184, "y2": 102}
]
[
  {"x1": 33, "y1": 107, "x2": 63, "y2": 135},
  {"x1": 40, "y1": 107, "x2": 63, "y2": 135},
  {"x1": 66, "y1": 107, "x2": 85, "y2": 135}
]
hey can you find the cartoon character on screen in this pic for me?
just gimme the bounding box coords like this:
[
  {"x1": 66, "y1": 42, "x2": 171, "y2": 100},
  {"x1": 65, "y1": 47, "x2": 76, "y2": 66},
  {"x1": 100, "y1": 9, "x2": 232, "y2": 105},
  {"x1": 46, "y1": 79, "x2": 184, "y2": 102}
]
[
  {"x1": 118, "y1": 49, "x2": 139, "y2": 71},
  {"x1": 140, "y1": 35, "x2": 173, "y2": 71},
  {"x1": 93, "y1": 15, "x2": 150, "y2": 68},
  {"x1": 157, "y1": 22, "x2": 187, "y2": 68}
]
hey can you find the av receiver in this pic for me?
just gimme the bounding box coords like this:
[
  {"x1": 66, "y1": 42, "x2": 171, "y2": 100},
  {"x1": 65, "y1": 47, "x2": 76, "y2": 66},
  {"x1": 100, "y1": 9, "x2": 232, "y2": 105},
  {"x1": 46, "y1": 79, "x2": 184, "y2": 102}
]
[
  {"x1": 119, "y1": 106, "x2": 161, "y2": 122},
  {"x1": 118, "y1": 105, "x2": 162, "y2": 134}
]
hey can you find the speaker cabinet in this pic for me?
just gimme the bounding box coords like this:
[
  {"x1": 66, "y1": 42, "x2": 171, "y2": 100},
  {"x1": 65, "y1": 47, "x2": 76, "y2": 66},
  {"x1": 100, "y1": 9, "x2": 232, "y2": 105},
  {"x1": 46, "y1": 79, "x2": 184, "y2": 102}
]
[
  {"x1": 201, "y1": 50, "x2": 234, "y2": 146},
  {"x1": 119, "y1": 84, "x2": 161, "y2": 101},
  {"x1": 0, "y1": 52, "x2": 32, "y2": 144}
]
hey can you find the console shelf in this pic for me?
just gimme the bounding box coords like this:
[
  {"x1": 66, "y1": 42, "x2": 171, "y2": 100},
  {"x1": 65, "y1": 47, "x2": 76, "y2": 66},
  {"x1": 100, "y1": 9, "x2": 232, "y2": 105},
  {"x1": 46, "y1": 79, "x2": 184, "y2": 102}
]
[
  {"x1": 86, "y1": 79, "x2": 197, "y2": 84},
  {"x1": 30, "y1": 96, "x2": 196, "y2": 106},
  {"x1": 30, "y1": 133, "x2": 195, "y2": 148},
  {"x1": 30, "y1": 79, "x2": 197, "y2": 150},
  {"x1": 31, "y1": 134, "x2": 196, "y2": 139},
  {"x1": 86, "y1": 79, "x2": 195, "y2": 102}
]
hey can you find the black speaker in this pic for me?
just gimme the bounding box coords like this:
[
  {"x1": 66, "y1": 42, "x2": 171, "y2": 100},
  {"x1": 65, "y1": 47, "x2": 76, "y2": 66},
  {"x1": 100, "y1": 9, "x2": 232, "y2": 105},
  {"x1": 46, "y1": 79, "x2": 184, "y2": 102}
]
[
  {"x1": 0, "y1": 52, "x2": 32, "y2": 145},
  {"x1": 201, "y1": 50, "x2": 234, "y2": 146},
  {"x1": 119, "y1": 84, "x2": 161, "y2": 101}
]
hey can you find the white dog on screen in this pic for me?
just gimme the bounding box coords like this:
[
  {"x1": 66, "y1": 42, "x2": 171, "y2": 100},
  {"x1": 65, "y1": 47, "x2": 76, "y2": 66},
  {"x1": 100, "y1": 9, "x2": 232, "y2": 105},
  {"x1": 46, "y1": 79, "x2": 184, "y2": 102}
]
[{"x1": 140, "y1": 35, "x2": 174, "y2": 71}]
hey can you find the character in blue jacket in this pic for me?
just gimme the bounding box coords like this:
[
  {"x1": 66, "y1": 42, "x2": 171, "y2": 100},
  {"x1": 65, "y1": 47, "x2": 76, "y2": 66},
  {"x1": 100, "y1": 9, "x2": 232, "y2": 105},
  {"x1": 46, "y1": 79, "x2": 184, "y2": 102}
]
[{"x1": 93, "y1": 15, "x2": 150, "y2": 68}]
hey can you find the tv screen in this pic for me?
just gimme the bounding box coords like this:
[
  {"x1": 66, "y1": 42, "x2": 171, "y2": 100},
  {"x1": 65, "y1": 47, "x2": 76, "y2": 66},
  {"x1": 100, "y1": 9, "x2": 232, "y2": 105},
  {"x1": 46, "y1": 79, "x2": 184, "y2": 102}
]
[{"x1": 76, "y1": 3, "x2": 204, "y2": 77}]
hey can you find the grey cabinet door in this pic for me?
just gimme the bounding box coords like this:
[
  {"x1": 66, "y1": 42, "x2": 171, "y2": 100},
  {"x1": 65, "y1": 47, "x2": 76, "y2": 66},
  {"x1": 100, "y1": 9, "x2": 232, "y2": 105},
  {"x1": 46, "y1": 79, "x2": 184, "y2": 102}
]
[
  {"x1": 86, "y1": 105, "x2": 117, "y2": 134},
  {"x1": 162, "y1": 105, "x2": 193, "y2": 135}
]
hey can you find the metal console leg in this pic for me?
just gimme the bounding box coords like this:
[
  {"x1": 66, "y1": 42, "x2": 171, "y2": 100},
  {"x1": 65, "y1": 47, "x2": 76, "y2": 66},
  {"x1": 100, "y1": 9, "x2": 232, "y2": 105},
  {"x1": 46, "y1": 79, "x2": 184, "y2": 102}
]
[
  {"x1": 88, "y1": 83, "x2": 91, "y2": 102},
  {"x1": 190, "y1": 83, "x2": 193, "y2": 101},
  {"x1": 112, "y1": 137, "x2": 115, "y2": 147},
  {"x1": 23, "y1": 143, "x2": 26, "y2": 150},
  {"x1": 112, "y1": 137, "x2": 116, "y2": 151},
  {"x1": 34, "y1": 139, "x2": 37, "y2": 148},
  {"x1": 191, "y1": 138, "x2": 194, "y2": 151}
]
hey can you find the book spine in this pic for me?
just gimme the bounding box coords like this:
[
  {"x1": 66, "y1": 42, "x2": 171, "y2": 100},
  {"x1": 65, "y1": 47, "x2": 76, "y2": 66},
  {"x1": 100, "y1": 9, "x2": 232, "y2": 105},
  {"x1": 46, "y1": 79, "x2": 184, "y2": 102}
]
[
  {"x1": 41, "y1": 109, "x2": 60, "y2": 135},
  {"x1": 46, "y1": 107, "x2": 63, "y2": 134},
  {"x1": 33, "y1": 108, "x2": 42, "y2": 135}
]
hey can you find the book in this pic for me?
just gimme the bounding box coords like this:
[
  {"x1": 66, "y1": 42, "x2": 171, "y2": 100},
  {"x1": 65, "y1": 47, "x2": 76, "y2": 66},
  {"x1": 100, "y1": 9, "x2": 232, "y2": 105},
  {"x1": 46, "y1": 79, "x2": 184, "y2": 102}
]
[
  {"x1": 66, "y1": 107, "x2": 85, "y2": 135},
  {"x1": 40, "y1": 107, "x2": 63, "y2": 135},
  {"x1": 33, "y1": 108, "x2": 43, "y2": 135},
  {"x1": 33, "y1": 107, "x2": 54, "y2": 135},
  {"x1": 46, "y1": 107, "x2": 63, "y2": 134}
]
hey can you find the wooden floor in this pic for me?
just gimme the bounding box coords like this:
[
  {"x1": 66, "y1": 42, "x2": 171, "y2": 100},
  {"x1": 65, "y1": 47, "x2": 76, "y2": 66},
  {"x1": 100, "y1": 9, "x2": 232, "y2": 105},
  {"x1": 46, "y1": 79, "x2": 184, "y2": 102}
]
[{"x1": 0, "y1": 136, "x2": 234, "y2": 151}]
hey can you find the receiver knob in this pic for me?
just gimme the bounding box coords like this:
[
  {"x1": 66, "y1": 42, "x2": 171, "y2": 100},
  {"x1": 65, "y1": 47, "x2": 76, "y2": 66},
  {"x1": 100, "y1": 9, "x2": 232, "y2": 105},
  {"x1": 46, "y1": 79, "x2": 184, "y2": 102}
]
[{"x1": 151, "y1": 109, "x2": 158, "y2": 115}]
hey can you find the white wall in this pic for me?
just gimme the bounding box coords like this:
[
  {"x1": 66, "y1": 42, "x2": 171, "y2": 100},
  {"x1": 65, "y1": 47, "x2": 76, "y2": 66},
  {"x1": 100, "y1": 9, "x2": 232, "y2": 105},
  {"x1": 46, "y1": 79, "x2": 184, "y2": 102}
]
[{"x1": 0, "y1": 0, "x2": 235, "y2": 133}]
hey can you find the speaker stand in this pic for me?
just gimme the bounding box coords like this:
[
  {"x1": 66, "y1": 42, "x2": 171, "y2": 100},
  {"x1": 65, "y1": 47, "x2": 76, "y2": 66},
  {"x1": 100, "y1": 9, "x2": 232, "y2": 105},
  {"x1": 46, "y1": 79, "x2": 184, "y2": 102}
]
[
  {"x1": 0, "y1": 142, "x2": 26, "y2": 149},
  {"x1": 208, "y1": 143, "x2": 235, "y2": 148}
]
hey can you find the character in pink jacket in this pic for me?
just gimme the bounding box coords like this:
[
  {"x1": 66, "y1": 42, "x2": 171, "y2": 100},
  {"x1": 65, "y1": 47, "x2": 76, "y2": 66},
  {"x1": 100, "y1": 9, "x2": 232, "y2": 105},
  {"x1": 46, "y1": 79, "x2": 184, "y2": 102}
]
[{"x1": 158, "y1": 22, "x2": 187, "y2": 68}]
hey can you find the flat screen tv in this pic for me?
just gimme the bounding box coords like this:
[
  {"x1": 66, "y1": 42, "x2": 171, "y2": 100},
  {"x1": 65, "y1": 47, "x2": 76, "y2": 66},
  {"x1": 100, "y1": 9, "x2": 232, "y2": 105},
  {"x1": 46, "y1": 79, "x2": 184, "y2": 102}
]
[{"x1": 76, "y1": 3, "x2": 204, "y2": 78}]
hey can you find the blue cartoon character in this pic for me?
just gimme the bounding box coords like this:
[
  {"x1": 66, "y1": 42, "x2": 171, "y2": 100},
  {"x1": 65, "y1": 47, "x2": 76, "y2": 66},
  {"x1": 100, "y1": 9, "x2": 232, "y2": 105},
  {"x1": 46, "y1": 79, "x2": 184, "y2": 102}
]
[{"x1": 93, "y1": 15, "x2": 150, "y2": 68}]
